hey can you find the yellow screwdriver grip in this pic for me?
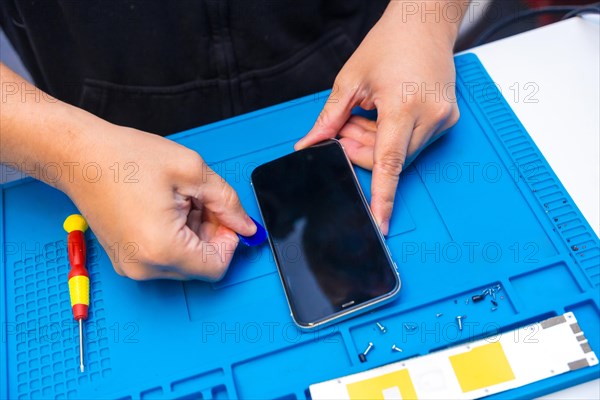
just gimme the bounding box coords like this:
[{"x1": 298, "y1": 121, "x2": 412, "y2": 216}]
[{"x1": 68, "y1": 275, "x2": 90, "y2": 307}]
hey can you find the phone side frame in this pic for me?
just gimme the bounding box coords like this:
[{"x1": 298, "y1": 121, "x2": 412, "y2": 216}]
[{"x1": 250, "y1": 138, "x2": 401, "y2": 331}]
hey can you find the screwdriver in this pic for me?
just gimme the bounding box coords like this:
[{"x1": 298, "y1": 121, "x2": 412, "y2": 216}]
[{"x1": 63, "y1": 214, "x2": 90, "y2": 373}]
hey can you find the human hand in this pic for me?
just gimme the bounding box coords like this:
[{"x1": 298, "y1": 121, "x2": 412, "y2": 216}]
[
  {"x1": 0, "y1": 63, "x2": 255, "y2": 280},
  {"x1": 295, "y1": 1, "x2": 464, "y2": 234},
  {"x1": 65, "y1": 124, "x2": 256, "y2": 281}
]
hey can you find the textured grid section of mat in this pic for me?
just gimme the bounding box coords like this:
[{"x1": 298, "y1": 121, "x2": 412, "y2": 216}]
[
  {"x1": 8, "y1": 239, "x2": 110, "y2": 399},
  {"x1": 1, "y1": 54, "x2": 599, "y2": 399}
]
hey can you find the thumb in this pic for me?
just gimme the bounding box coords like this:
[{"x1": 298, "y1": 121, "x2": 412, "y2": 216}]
[
  {"x1": 194, "y1": 165, "x2": 257, "y2": 237},
  {"x1": 295, "y1": 80, "x2": 356, "y2": 150}
]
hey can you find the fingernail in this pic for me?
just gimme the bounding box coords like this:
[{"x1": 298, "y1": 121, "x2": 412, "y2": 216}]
[
  {"x1": 380, "y1": 220, "x2": 390, "y2": 236},
  {"x1": 246, "y1": 216, "x2": 258, "y2": 233},
  {"x1": 238, "y1": 217, "x2": 267, "y2": 246}
]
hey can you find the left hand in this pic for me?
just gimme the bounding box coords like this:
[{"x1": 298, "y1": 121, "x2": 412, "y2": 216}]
[{"x1": 295, "y1": 1, "x2": 463, "y2": 235}]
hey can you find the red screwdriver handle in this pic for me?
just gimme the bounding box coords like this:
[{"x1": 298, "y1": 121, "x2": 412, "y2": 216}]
[
  {"x1": 67, "y1": 230, "x2": 88, "y2": 279},
  {"x1": 64, "y1": 214, "x2": 90, "y2": 322}
]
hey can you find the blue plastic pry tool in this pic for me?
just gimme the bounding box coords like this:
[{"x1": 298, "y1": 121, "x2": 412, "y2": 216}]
[{"x1": 237, "y1": 217, "x2": 267, "y2": 246}]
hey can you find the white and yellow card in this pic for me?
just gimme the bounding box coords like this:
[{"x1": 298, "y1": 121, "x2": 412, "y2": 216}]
[{"x1": 310, "y1": 312, "x2": 597, "y2": 400}]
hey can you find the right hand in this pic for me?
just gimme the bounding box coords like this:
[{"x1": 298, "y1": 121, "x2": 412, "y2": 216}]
[
  {"x1": 64, "y1": 123, "x2": 257, "y2": 281},
  {"x1": 0, "y1": 63, "x2": 254, "y2": 280}
]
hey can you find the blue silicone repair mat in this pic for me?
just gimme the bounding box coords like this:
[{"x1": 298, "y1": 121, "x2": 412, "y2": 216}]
[{"x1": 1, "y1": 54, "x2": 599, "y2": 399}]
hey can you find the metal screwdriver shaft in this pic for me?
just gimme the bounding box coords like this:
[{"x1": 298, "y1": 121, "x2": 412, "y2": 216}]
[
  {"x1": 79, "y1": 319, "x2": 85, "y2": 372},
  {"x1": 64, "y1": 214, "x2": 90, "y2": 374}
]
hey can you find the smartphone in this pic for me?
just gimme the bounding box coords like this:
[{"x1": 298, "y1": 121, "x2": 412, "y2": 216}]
[{"x1": 251, "y1": 139, "x2": 400, "y2": 329}]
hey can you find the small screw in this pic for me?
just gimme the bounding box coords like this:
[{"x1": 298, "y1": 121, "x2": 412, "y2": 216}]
[
  {"x1": 436, "y1": 313, "x2": 443, "y2": 318},
  {"x1": 472, "y1": 294, "x2": 485, "y2": 303},
  {"x1": 465, "y1": 298, "x2": 469, "y2": 304},
  {"x1": 376, "y1": 322, "x2": 387, "y2": 334},
  {"x1": 572, "y1": 245, "x2": 579, "y2": 251},
  {"x1": 403, "y1": 323, "x2": 416, "y2": 331},
  {"x1": 359, "y1": 342, "x2": 374, "y2": 363},
  {"x1": 391, "y1": 344, "x2": 403, "y2": 352},
  {"x1": 491, "y1": 300, "x2": 498, "y2": 307},
  {"x1": 491, "y1": 307, "x2": 498, "y2": 312},
  {"x1": 456, "y1": 315, "x2": 465, "y2": 331}
]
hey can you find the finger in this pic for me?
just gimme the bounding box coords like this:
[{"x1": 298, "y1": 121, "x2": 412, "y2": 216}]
[
  {"x1": 142, "y1": 269, "x2": 190, "y2": 281},
  {"x1": 407, "y1": 120, "x2": 437, "y2": 158},
  {"x1": 111, "y1": 262, "x2": 125, "y2": 277},
  {"x1": 196, "y1": 166, "x2": 256, "y2": 237},
  {"x1": 339, "y1": 137, "x2": 374, "y2": 170},
  {"x1": 96, "y1": 237, "x2": 126, "y2": 277},
  {"x1": 339, "y1": 120, "x2": 376, "y2": 147},
  {"x1": 295, "y1": 80, "x2": 358, "y2": 150},
  {"x1": 186, "y1": 207, "x2": 204, "y2": 237},
  {"x1": 406, "y1": 104, "x2": 459, "y2": 157},
  {"x1": 371, "y1": 108, "x2": 415, "y2": 235},
  {"x1": 186, "y1": 206, "x2": 226, "y2": 243},
  {"x1": 197, "y1": 208, "x2": 223, "y2": 241},
  {"x1": 347, "y1": 115, "x2": 377, "y2": 132},
  {"x1": 116, "y1": 262, "x2": 190, "y2": 281},
  {"x1": 174, "y1": 225, "x2": 240, "y2": 281},
  {"x1": 157, "y1": 272, "x2": 189, "y2": 280},
  {"x1": 158, "y1": 272, "x2": 190, "y2": 281}
]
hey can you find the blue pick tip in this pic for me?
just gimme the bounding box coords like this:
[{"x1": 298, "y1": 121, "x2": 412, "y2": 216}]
[{"x1": 237, "y1": 217, "x2": 267, "y2": 246}]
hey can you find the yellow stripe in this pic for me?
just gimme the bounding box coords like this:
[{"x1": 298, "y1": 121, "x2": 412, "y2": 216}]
[
  {"x1": 449, "y1": 342, "x2": 515, "y2": 393},
  {"x1": 346, "y1": 369, "x2": 418, "y2": 400},
  {"x1": 68, "y1": 275, "x2": 90, "y2": 306}
]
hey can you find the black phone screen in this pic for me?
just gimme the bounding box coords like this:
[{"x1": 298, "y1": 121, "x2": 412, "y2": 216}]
[{"x1": 251, "y1": 140, "x2": 399, "y2": 326}]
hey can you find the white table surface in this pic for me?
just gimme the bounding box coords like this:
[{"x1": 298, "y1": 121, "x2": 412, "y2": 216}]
[
  {"x1": 466, "y1": 16, "x2": 600, "y2": 238},
  {"x1": 465, "y1": 16, "x2": 600, "y2": 399}
]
